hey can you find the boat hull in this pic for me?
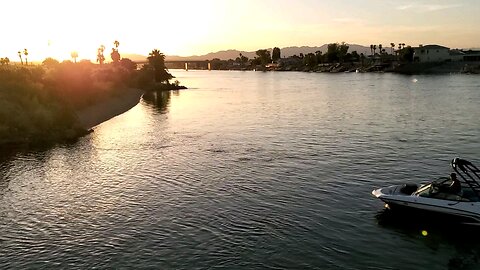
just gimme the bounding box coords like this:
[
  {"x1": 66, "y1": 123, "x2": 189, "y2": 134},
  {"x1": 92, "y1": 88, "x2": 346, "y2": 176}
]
[{"x1": 372, "y1": 186, "x2": 480, "y2": 225}]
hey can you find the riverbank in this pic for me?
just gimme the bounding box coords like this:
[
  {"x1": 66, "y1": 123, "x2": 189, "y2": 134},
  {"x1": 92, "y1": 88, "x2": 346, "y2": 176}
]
[
  {"x1": 274, "y1": 61, "x2": 480, "y2": 74},
  {"x1": 76, "y1": 88, "x2": 145, "y2": 130}
]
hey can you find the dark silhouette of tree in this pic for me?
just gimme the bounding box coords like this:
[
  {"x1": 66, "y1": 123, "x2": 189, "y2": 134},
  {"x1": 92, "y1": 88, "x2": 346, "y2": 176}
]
[
  {"x1": 239, "y1": 53, "x2": 248, "y2": 66},
  {"x1": 147, "y1": 49, "x2": 173, "y2": 83},
  {"x1": 42, "y1": 57, "x2": 60, "y2": 66},
  {"x1": 303, "y1": 53, "x2": 317, "y2": 67},
  {"x1": 373, "y1": 45, "x2": 377, "y2": 55},
  {"x1": 272, "y1": 47, "x2": 281, "y2": 62},
  {"x1": 370, "y1": 45, "x2": 374, "y2": 56},
  {"x1": 23, "y1": 49, "x2": 29, "y2": 65},
  {"x1": 119, "y1": 58, "x2": 137, "y2": 72},
  {"x1": 315, "y1": 50, "x2": 323, "y2": 63},
  {"x1": 111, "y1": 40, "x2": 121, "y2": 63},
  {"x1": 255, "y1": 49, "x2": 271, "y2": 65},
  {"x1": 326, "y1": 42, "x2": 349, "y2": 63},
  {"x1": 326, "y1": 43, "x2": 339, "y2": 62},
  {"x1": 350, "y1": 51, "x2": 360, "y2": 62},
  {"x1": 378, "y1": 44, "x2": 383, "y2": 55},
  {"x1": 360, "y1": 53, "x2": 366, "y2": 65},
  {"x1": 390, "y1": 43, "x2": 395, "y2": 54},
  {"x1": 0, "y1": 57, "x2": 10, "y2": 65},
  {"x1": 399, "y1": 46, "x2": 414, "y2": 62},
  {"x1": 71, "y1": 51, "x2": 78, "y2": 63},
  {"x1": 337, "y1": 42, "x2": 349, "y2": 62},
  {"x1": 18, "y1": 51, "x2": 23, "y2": 65},
  {"x1": 111, "y1": 48, "x2": 120, "y2": 63},
  {"x1": 235, "y1": 53, "x2": 249, "y2": 67},
  {"x1": 97, "y1": 45, "x2": 106, "y2": 64}
]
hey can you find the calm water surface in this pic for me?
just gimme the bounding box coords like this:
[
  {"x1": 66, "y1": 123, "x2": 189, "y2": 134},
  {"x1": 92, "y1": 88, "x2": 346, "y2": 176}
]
[{"x1": 1, "y1": 71, "x2": 480, "y2": 269}]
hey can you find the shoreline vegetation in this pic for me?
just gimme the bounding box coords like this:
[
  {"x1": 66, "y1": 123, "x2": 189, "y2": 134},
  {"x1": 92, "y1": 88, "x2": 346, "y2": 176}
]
[
  {"x1": 175, "y1": 43, "x2": 480, "y2": 75},
  {"x1": 0, "y1": 44, "x2": 186, "y2": 148}
]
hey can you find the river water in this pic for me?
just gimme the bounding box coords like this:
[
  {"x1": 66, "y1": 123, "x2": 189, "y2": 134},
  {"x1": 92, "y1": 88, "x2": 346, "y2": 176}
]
[{"x1": 1, "y1": 71, "x2": 480, "y2": 269}]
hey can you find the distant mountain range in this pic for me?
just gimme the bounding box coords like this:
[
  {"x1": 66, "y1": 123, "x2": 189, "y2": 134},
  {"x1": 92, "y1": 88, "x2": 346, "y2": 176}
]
[
  {"x1": 122, "y1": 53, "x2": 150, "y2": 62},
  {"x1": 166, "y1": 44, "x2": 372, "y2": 61},
  {"x1": 126, "y1": 44, "x2": 373, "y2": 62}
]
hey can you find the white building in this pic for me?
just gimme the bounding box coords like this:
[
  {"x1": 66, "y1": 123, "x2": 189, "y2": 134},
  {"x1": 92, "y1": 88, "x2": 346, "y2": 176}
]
[{"x1": 413, "y1": 45, "x2": 450, "y2": 62}]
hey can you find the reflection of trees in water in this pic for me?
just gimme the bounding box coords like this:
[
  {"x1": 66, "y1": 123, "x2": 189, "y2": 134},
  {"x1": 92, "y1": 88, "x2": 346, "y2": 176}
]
[{"x1": 143, "y1": 90, "x2": 178, "y2": 113}]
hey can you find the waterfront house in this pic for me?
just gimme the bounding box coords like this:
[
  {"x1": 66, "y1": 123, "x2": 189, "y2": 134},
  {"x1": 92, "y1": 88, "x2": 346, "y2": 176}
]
[
  {"x1": 413, "y1": 45, "x2": 450, "y2": 62},
  {"x1": 461, "y1": 50, "x2": 480, "y2": 61}
]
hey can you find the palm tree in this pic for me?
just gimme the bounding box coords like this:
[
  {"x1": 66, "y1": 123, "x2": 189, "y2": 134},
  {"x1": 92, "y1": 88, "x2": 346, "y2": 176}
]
[
  {"x1": 370, "y1": 45, "x2": 373, "y2": 56},
  {"x1": 23, "y1": 49, "x2": 28, "y2": 65},
  {"x1": 111, "y1": 40, "x2": 120, "y2": 63},
  {"x1": 390, "y1": 43, "x2": 395, "y2": 55},
  {"x1": 110, "y1": 48, "x2": 120, "y2": 63},
  {"x1": 373, "y1": 45, "x2": 377, "y2": 55},
  {"x1": 378, "y1": 44, "x2": 383, "y2": 55},
  {"x1": 18, "y1": 51, "x2": 23, "y2": 65},
  {"x1": 97, "y1": 45, "x2": 105, "y2": 64},
  {"x1": 147, "y1": 49, "x2": 173, "y2": 83},
  {"x1": 71, "y1": 51, "x2": 78, "y2": 63}
]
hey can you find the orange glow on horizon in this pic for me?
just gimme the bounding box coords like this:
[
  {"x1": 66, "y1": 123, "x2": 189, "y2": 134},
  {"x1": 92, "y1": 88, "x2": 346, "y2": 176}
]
[{"x1": 1, "y1": 0, "x2": 479, "y2": 63}]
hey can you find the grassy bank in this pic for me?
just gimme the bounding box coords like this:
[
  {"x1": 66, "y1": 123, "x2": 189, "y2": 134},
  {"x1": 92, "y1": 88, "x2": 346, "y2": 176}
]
[
  {"x1": 0, "y1": 66, "x2": 80, "y2": 145},
  {"x1": 0, "y1": 52, "x2": 187, "y2": 148},
  {"x1": 0, "y1": 61, "x2": 139, "y2": 146}
]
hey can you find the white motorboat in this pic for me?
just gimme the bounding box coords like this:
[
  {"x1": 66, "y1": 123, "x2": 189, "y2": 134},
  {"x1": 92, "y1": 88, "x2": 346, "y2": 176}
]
[{"x1": 372, "y1": 158, "x2": 480, "y2": 225}]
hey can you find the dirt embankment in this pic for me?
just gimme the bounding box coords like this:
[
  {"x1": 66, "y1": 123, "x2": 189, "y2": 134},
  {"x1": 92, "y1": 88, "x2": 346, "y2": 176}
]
[{"x1": 76, "y1": 88, "x2": 145, "y2": 130}]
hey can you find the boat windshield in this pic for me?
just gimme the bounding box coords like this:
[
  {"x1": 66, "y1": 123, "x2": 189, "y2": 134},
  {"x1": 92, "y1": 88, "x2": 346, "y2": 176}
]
[{"x1": 414, "y1": 180, "x2": 479, "y2": 202}]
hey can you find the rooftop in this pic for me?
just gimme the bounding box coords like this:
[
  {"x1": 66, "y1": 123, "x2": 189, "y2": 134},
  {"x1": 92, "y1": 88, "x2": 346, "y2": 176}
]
[{"x1": 414, "y1": 44, "x2": 450, "y2": 50}]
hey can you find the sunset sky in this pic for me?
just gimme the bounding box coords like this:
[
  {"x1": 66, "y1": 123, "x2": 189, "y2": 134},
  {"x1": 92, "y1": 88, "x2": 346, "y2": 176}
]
[{"x1": 2, "y1": 0, "x2": 479, "y2": 61}]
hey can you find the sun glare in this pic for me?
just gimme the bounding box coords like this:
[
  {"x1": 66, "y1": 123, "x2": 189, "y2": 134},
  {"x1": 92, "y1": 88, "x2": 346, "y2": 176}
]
[{"x1": 1, "y1": 0, "x2": 479, "y2": 62}]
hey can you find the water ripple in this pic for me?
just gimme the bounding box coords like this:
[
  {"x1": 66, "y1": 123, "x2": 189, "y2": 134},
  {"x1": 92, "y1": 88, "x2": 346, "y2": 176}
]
[{"x1": 1, "y1": 72, "x2": 480, "y2": 269}]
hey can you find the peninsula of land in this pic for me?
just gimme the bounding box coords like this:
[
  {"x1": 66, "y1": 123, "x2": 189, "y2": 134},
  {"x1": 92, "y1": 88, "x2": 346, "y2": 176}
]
[{"x1": 0, "y1": 46, "x2": 185, "y2": 148}]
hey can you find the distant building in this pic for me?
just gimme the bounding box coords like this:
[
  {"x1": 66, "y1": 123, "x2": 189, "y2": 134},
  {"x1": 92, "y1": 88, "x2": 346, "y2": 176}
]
[
  {"x1": 461, "y1": 50, "x2": 480, "y2": 61},
  {"x1": 413, "y1": 45, "x2": 450, "y2": 62}
]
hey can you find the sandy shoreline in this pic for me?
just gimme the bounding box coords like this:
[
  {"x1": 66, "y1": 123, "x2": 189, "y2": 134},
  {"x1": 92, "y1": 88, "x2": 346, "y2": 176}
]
[{"x1": 76, "y1": 88, "x2": 145, "y2": 130}]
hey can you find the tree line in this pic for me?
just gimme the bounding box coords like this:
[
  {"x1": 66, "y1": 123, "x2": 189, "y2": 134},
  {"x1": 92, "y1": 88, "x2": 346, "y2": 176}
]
[
  {"x1": 0, "y1": 40, "x2": 182, "y2": 146},
  {"x1": 207, "y1": 42, "x2": 416, "y2": 71}
]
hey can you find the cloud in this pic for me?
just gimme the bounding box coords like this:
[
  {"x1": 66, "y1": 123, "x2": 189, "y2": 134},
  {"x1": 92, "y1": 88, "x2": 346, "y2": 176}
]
[
  {"x1": 396, "y1": 3, "x2": 462, "y2": 12},
  {"x1": 396, "y1": 4, "x2": 414, "y2": 10}
]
